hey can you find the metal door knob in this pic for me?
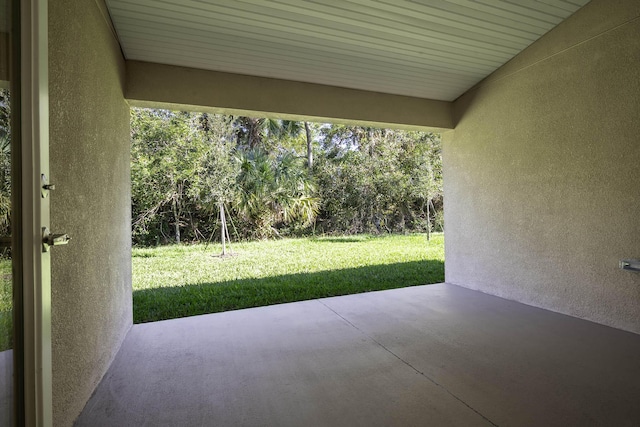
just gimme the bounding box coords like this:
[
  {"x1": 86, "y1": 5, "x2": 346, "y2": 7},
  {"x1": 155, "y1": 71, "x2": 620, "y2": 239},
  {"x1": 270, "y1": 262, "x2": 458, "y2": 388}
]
[{"x1": 42, "y1": 227, "x2": 71, "y2": 252}]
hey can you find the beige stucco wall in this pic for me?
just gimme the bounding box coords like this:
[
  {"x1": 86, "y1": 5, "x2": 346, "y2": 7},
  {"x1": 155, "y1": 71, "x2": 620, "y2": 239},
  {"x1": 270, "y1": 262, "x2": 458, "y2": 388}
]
[
  {"x1": 444, "y1": 0, "x2": 640, "y2": 333},
  {"x1": 49, "y1": 0, "x2": 132, "y2": 425},
  {"x1": 126, "y1": 60, "x2": 453, "y2": 131}
]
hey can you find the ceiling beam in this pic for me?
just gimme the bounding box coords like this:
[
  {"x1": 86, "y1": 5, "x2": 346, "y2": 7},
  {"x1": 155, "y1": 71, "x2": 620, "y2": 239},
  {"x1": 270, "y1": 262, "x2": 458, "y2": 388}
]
[{"x1": 125, "y1": 60, "x2": 453, "y2": 130}]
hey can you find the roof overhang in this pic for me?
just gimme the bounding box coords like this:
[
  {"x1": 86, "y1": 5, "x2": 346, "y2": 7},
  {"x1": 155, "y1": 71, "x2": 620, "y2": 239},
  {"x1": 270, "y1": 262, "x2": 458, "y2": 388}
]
[{"x1": 106, "y1": 0, "x2": 590, "y2": 128}]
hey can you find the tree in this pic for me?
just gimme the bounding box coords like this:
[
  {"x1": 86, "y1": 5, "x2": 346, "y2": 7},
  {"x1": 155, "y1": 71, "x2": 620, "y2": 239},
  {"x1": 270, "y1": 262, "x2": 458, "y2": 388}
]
[
  {"x1": 313, "y1": 124, "x2": 442, "y2": 234},
  {"x1": 233, "y1": 117, "x2": 315, "y2": 163},
  {"x1": 131, "y1": 109, "x2": 204, "y2": 244},
  {"x1": 304, "y1": 122, "x2": 313, "y2": 169},
  {"x1": 234, "y1": 117, "x2": 267, "y2": 150},
  {"x1": 193, "y1": 113, "x2": 238, "y2": 254},
  {"x1": 234, "y1": 149, "x2": 318, "y2": 238},
  {"x1": 129, "y1": 108, "x2": 442, "y2": 245}
]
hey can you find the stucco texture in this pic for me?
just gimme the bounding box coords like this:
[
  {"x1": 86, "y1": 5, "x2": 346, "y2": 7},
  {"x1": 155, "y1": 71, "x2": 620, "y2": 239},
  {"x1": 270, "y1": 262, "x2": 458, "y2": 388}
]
[
  {"x1": 126, "y1": 60, "x2": 453, "y2": 131},
  {"x1": 48, "y1": 0, "x2": 132, "y2": 425},
  {"x1": 444, "y1": 0, "x2": 640, "y2": 334}
]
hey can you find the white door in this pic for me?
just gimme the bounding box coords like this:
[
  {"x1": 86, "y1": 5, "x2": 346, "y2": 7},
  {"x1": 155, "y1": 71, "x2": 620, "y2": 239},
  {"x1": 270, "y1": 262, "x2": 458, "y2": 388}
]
[
  {"x1": 1, "y1": 0, "x2": 54, "y2": 425},
  {"x1": 19, "y1": 0, "x2": 54, "y2": 424}
]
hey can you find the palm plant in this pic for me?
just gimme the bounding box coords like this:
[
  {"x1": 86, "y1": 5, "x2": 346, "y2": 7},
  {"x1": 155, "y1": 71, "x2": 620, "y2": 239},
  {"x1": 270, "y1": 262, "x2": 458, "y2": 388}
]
[{"x1": 234, "y1": 149, "x2": 318, "y2": 238}]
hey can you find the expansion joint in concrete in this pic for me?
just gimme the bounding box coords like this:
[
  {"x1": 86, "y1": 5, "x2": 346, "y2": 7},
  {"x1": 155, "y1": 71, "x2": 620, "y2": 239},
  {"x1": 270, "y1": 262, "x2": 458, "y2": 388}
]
[{"x1": 316, "y1": 299, "x2": 500, "y2": 427}]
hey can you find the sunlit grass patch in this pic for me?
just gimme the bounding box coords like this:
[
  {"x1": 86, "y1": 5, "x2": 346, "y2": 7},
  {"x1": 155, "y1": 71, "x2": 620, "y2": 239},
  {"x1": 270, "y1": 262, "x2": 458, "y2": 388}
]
[{"x1": 133, "y1": 233, "x2": 444, "y2": 323}]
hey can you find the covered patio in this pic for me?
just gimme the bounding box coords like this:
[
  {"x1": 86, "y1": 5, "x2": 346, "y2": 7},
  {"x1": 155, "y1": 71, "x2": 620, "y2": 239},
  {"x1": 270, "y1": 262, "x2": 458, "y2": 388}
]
[
  {"x1": 26, "y1": 0, "x2": 639, "y2": 425},
  {"x1": 76, "y1": 284, "x2": 640, "y2": 426}
]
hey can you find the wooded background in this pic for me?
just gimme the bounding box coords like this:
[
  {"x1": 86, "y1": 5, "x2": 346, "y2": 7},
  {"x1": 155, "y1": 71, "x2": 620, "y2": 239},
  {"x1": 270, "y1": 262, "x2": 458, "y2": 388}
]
[{"x1": 130, "y1": 108, "x2": 443, "y2": 246}]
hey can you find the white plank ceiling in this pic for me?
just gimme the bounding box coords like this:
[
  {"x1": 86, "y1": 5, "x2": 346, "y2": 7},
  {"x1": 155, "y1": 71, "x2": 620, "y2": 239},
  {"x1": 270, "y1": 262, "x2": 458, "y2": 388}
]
[{"x1": 105, "y1": 0, "x2": 590, "y2": 101}]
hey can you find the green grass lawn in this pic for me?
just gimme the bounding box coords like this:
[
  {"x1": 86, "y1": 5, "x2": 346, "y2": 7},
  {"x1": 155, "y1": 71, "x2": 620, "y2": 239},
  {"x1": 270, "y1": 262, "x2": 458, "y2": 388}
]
[
  {"x1": 133, "y1": 233, "x2": 444, "y2": 323},
  {"x1": 0, "y1": 258, "x2": 12, "y2": 351}
]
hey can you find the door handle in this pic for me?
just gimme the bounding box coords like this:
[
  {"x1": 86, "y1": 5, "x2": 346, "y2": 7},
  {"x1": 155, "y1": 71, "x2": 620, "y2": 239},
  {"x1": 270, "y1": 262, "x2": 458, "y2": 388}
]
[
  {"x1": 620, "y1": 259, "x2": 640, "y2": 273},
  {"x1": 0, "y1": 231, "x2": 71, "y2": 251},
  {"x1": 42, "y1": 227, "x2": 71, "y2": 252}
]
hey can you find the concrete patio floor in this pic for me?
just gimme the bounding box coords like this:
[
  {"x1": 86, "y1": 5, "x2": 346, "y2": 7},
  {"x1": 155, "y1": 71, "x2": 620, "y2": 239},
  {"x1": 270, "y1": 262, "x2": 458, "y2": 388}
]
[{"x1": 75, "y1": 283, "x2": 640, "y2": 426}]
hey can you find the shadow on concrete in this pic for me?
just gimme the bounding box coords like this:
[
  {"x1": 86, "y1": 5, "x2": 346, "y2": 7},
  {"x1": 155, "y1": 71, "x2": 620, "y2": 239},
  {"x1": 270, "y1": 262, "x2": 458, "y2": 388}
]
[{"x1": 133, "y1": 260, "x2": 444, "y2": 323}]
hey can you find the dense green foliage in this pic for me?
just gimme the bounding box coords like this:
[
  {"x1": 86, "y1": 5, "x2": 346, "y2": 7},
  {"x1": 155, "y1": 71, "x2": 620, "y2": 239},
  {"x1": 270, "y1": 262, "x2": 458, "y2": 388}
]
[
  {"x1": 0, "y1": 89, "x2": 12, "y2": 351},
  {"x1": 0, "y1": 89, "x2": 11, "y2": 238},
  {"x1": 315, "y1": 125, "x2": 442, "y2": 234},
  {"x1": 133, "y1": 233, "x2": 444, "y2": 323},
  {"x1": 131, "y1": 108, "x2": 443, "y2": 245}
]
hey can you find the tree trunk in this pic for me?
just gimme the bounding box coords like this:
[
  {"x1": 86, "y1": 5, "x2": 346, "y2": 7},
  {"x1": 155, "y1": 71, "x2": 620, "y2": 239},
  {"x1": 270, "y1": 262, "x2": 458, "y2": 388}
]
[
  {"x1": 172, "y1": 198, "x2": 181, "y2": 244},
  {"x1": 426, "y1": 199, "x2": 431, "y2": 241},
  {"x1": 304, "y1": 121, "x2": 313, "y2": 169},
  {"x1": 249, "y1": 118, "x2": 261, "y2": 149},
  {"x1": 220, "y1": 202, "x2": 227, "y2": 255}
]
